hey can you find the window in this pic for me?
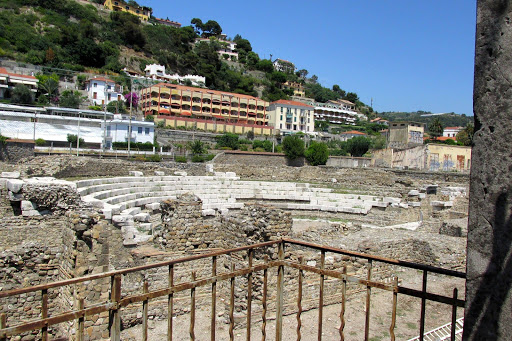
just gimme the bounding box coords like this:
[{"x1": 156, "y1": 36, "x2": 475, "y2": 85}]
[
  {"x1": 280, "y1": 107, "x2": 283, "y2": 113},
  {"x1": 294, "y1": 117, "x2": 296, "y2": 122},
  {"x1": 280, "y1": 115, "x2": 283, "y2": 121},
  {"x1": 280, "y1": 124, "x2": 282, "y2": 129},
  {"x1": 93, "y1": 92, "x2": 97, "y2": 99},
  {"x1": 138, "y1": 127, "x2": 143, "y2": 134},
  {"x1": 107, "y1": 94, "x2": 111, "y2": 101},
  {"x1": 93, "y1": 83, "x2": 97, "y2": 88},
  {"x1": 145, "y1": 128, "x2": 150, "y2": 135}
]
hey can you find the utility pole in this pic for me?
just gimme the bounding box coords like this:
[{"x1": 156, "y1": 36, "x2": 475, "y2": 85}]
[{"x1": 77, "y1": 111, "x2": 81, "y2": 157}]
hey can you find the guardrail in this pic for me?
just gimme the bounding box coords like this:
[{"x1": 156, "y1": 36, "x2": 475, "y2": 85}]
[{"x1": 0, "y1": 238, "x2": 465, "y2": 341}]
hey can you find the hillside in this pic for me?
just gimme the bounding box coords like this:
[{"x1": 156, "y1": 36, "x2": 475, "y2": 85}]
[
  {"x1": 0, "y1": 0, "x2": 371, "y2": 108},
  {"x1": 379, "y1": 111, "x2": 474, "y2": 128}
]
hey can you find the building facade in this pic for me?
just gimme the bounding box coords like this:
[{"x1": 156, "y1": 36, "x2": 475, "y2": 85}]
[
  {"x1": 195, "y1": 38, "x2": 238, "y2": 61},
  {"x1": 388, "y1": 121, "x2": 425, "y2": 149},
  {"x1": 292, "y1": 96, "x2": 365, "y2": 125},
  {"x1": 103, "y1": 0, "x2": 152, "y2": 21},
  {"x1": 443, "y1": 126, "x2": 463, "y2": 138},
  {"x1": 339, "y1": 130, "x2": 367, "y2": 141},
  {"x1": 153, "y1": 18, "x2": 181, "y2": 28},
  {"x1": 0, "y1": 67, "x2": 38, "y2": 99},
  {"x1": 280, "y1": 81, "x2": 305, "y2": 98},
  {"x1": 266, "y1": 99, "x2": 314, "y2": 135},
  {"x1": 85, "y1": 77, "x2": 123, "y2": 106},
  {"x1": 141, "y1": 83, "x2": 273, "y2": 135},
  {"x1": 144, "y1": 64, "x2": 205, "y2": 86}
]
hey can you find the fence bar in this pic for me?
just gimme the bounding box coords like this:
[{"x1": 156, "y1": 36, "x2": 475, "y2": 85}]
[
  {"x1": 339, "y1": 266, "x2": 347, "y2": 341},
  {"x1": 390, "y1": 277, "x2": 398, "y2": 341},
  {"x1": 450, "y1": 288, "x2": 458, "y2": 340},
  {"x1": 211, "y1": 256, "x2": 217, "y2": 341},
  {"x1": 318, "y1": 250, "x2": 325, "y2": 341},
  {"x1": 262, "y1": 255, "x2": 268, "y2": 341},
  {"x1": 168, "y1": 264, "x2": 174, "y2": 341},
  {"x1": 419, "y1": 271, "x2": 427, "y2": 341},
  {"x1": 229, "y1": 262, "x2": 235, "y2": 341},
  {"x1": 364, "y1": 259, "x2": 373, "y2": 341},
  {"x1": 142, "y1": 281, "x2": 149, "y2": 341},
  {"x1": 77, "y1": 299, "x2": 84, "y2": 341},
  {"x1": 297, "y1": 257, "x2": 303, "y2": 341},
  {"x1": 275, "y1": 241, "x2": 285, "y2": 341},
  {"x1": 110, "y1": 274, "x2": 122, "y2": 341},
  {"x1": 41, "y1": 288, "x2": 48, "y2": 341},
  {"x1": 247, "y1": 249, "x2": 253, "y2": 341},
  {"x1": 0, "y1": 313, "x2": 6, "y2": 341},
  {"x1": 190, "y1": 272, "x2": 196, "y2": 341}
]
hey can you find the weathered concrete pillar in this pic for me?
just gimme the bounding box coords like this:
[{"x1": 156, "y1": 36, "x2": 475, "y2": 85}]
[{"x1": 464, "y1": 1, "x2": 512, "y2": 339}]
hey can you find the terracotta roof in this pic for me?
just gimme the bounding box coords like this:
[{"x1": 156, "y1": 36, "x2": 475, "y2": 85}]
[
  {"x1": 148, "y1": 83, "x2": 267, "y2": 102},
  {"x1": 85, "y1": 76, "x2": 115, "y2": 83},
  {"x1": 444, "y1": 126, "x2": 463, "y2": 130},
  {"x1": 271, "y1": 99, "x2": 314, "y2": 108},
  {"x1": 0, "y1": 67, "x2": 37, "y2": 80},
  {"x1": 340, "y1": 130, "x2": 366, "y2": 135}
]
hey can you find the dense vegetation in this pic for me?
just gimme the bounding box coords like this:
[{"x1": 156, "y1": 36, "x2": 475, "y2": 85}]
[
  {"x1": 379, "y1": 111, "x2": 473, "y2": 129},
  {"x1": 0, "y1": 0, "x2": 370, "y2": 106}
]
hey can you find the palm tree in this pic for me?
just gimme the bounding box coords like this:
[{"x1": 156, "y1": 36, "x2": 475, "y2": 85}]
[
  {"x1": 428, "y1": 118, "x2": 444, "y2": 140},
  {"x1": 37, "y1": 77, "x2": 59, "y2": 104}
]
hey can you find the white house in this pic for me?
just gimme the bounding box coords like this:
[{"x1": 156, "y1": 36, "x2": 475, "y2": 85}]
[
  {"x1": 273, "y1": 59, "x2": 296, "y2": 73},
  {"x1": 0, "y1": 67, "x2": 38, "y2": 99},
  {"x1": 266, "y1": 99, "x2": 315, "y2": 135},
  {"x1": 443, "y1": 126, "x2": 463, "y2": 138},
  {"x1": 85, "y1": 77, "x2": 124, "y2": 106},
  {"x1": 103, "y1": 114, "x2": 155, "y2": 149}
]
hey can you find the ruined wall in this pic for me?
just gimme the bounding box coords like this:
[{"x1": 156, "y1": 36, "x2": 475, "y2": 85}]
[
  {"x1": 214, "y1": 151, "x2": 288, "y2": 167},
  {"x1": 326, "y1": 156, "x2": 371, "y2": 168},
  {"x1": 0, "y1": 139, "x2": 34, "y2": 163}
]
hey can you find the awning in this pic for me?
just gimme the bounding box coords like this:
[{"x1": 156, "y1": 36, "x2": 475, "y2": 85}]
[
  {"x1": 213, "y1": 115, "x2": 223, "y2": 119},
  {"x1": 180, "y1": 111, "x2": 192, "y2": 116},
  {"x1": 159, "y1": 109, "x2": 170, "y2": 114},
  {"x1": 0, "y1": 76, "x2": 6, "y2": 81},
  {"x1": 23, "y1": 81, "x2": 37, "y2": 86}
]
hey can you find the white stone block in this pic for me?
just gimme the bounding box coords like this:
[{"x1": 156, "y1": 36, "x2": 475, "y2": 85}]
[
  {"x1": 408, "y1": 190, "x2": 420, "y2": 196},
  {"x1": 145, "y1": 202, "x2": 161, "y2": 212},
  {"x1": 6, "y1": 179, "x2": 24, "y2": 193},
  {"x1": 206, "y1": 164, "x2": 214, "y2": 173},
  {"x1": 202, "y1": 209, "x2": 216, "y2": 216},
  {"x1": 154, "y1": 171, "x2": 165, "y2": 176},
  {"x1": 129, "y1": 171, "x2": 144, "y2": 177},
  {"x1": 174, "y1": 171, "x2": 187, "y2": 176},
  {"x1": 112, "y1": 215, "x2": 134, "y2": 225},
  {"x1": 21, "y1": 200, "x2": 37, "y2": 211},
  {"x1": 22, "y1": 209, "x2": 41, "y2": 217},
  {"x1": 1, "y1": 171, "x2": 20, "y2": 179},
  {"x1": 134, "y1": 212, "x2": 150, "y2": 222},
  {"x1": 139, "y1": 223, "x2": 152, "y2": 231}
]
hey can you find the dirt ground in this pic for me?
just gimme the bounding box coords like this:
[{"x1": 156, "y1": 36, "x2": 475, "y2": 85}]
[{"x1": 121, "y1": 267, "x2": 464, "y2": 341}]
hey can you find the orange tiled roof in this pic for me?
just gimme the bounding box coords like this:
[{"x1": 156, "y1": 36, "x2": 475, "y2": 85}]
[
  {"x1": 85, "y1": 76, "x2": 115, "y2": 83},
  {"x1": 341, "y1": 130, "x2": 366, "y2": 135},
  {"x1": 271, "y1": 99, "x2": 314, "y2": 108},
  {"x1": 0, "y1": 67, "x2": 37, "y2": 80},
  {"x1": 444, "y1": 126, "x2": 462, "y2": 130}
]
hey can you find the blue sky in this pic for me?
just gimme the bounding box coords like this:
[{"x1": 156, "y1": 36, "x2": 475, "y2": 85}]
[{"x1": 139, "y1": 0, "x2": 476, "y2": 116}]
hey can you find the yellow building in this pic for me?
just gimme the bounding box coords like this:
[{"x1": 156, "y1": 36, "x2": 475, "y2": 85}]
[
  {"x1": 388, "y1": 121, "x2": 425, "y2": 149},
  {"x1": 280, "y1": 81, "x2": 305, "y2": 98},
  {"x1": 103, "y1": 0, "x2": 152, "y2": 21},
  {"x1": 141, "y1": 83, "x2": 273, "y2": 136}
]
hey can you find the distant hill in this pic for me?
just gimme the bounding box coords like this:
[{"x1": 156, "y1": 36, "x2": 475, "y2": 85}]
[{"x1": 378, "y1": 111, "x2": 473, "y2": 128}]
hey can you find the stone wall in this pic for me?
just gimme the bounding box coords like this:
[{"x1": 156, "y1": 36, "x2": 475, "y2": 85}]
[
  {"x1": 326, "y1": 156, "x2": 371, "y2": 168},
  {"x1": 0, "y1": 139, "x2": 35, "y2": 163},
  {"x1": 214, "y1": 151, "x2": 288, "y2": 167}
]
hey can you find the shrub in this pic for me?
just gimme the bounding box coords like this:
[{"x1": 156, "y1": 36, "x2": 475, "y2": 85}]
[
  {"x1": 346, "y1": 136, "x2": 372, "y2": 157},
  {"x1": 174, "y1": 155, "x2": 187, "y2": 163},
  {"x1": 0, "y1": 135, "x2": 9, "y2": 145},
  {"x1": 282, "y1": 135, "x2": 304, "y2": 160},
  {"x1": 253, "y1": 147, "x2": 265, "y2": 152},
  {"x1": 35, "y1": 138, "x2": 46, "y2": 146},
  {"x1": 145, "y1": 154, "x2": 161, "y2": 162},
  {"x1": 240, "y1": 145, "x2": 248, "y2": 151},
  {"x1": 191, "y1": 155, "x2": 205, "y2": 163},
  {"x1": 305, "y1": 142, "x2": 329, "y2": 166},
  {"x1": 204, "y1": 154, "x2": 215, "y2": 161}
]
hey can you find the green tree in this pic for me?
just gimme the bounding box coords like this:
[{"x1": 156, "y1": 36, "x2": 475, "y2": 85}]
[
  {"x1": 145, "y1": 114, "x2": 154, "y2": 122},
  {"x1": 107, "y1": 100, "x2": 126, "y2": 114},
  {"x1": 234, "y1": 38, "x2": 252, "y2": 52},
  {"x1": 346, "y1": 136, "x2": 372, "y2": 157},
  {"x1": 256, "y1": 59, "x2": 274, "y2": 73},
  {"x1": 456, "y1": 123, "x2": 474, "y2": 146},
  {"x1": 67, "y1": 134, "x2": 84, "y2": 147},
  {"x1": 37, "y1": 74, "x2": 60, "y2": 104},
  {"x1": 11, "y1": 84, "x2": 34, "y2": 104},
  {"x1": 216, "y1": 133, "x2": 239, "y2": 150},
  {"x1": 188, "y1": 140, "x2": 207, "y2": 155},
  {"x1": 246, "y1": 130, "x2": 254, "y2": 140},
  {"x1": 59, "y1": 90, "x2": 83, "y2": 109},
  {"x1": 282, "y1": 135, "x2": 305, "y2": 160},
  {"x1": 305, "y1": 142, "x2": 329, "y2": 166},
  {"x1": 428, "y1": 118, "x2": 444, "y2": 140}
]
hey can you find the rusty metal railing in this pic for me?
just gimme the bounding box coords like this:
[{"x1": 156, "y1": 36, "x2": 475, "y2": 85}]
[{"x1": 0, "y1": 238, "x2": 465, "y2": 341}]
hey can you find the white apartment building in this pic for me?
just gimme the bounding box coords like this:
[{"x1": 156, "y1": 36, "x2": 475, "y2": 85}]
[
  {"x1": 144, "y1": 64, "x2": 205, "y2": 86},
  {"x1": 443, "y1": 126, "x2": 463, "y2": 138},
  {"x1": 267, "y1": 99, "x2": 314, "y2": 135},
  {"x1": 85, "y1": 77, "x2": 124, "y2": 106},
  {"x1": 0, "y1": 67, "x2": 38, "y2": 99}
]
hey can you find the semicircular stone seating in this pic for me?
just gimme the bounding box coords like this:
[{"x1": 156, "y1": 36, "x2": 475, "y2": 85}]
[
  {"x1": 75, "y1": 171, "x2": 408, "y2": 220},
  {"x1": 72, "y1": 171, "x2": 466, "y2": 246}
]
